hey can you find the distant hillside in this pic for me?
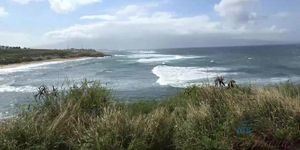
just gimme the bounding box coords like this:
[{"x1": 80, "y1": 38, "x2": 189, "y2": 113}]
[{"x1": 0, "y1": 48, "x2": 107, "y2": 65}]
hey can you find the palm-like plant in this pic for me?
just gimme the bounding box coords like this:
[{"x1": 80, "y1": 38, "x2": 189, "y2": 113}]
[
  {"x1": 227, "y1": 80, "x2": 236, "y2": 88},
  {"x1": 214, "y1": 76, "x2": 225, "y2": 87},
  {"x1": 34, "y1": 85, "x2": 49, "y2": 100}
]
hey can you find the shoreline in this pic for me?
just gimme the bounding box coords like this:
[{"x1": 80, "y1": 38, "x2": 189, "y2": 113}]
[{"x1": 0, "y1": 57, "x2": 100, "y2": 70}]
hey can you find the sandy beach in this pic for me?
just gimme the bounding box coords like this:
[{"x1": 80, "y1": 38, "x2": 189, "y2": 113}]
[{"x1": 0, "y1": 57, "x2": 97, "y2": 70}]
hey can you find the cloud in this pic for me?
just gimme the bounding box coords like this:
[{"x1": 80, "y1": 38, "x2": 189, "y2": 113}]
[
  {"x1": 116, "y1": 5, "x2": 148, "y2": 17},
  {"x1": 46, "y1": 5, "x2": 219, "y2": 39},
  {"x1": 49, "y1": 0, "x2": 101, "y2": 13},
  {"x1": 12, "y1": 0, "x2": 101, "y2": 13},
  {"x1": 214, "y1": 0, "x2": 258, "y2": 24},
  {"x1": 11, "y1": 0, "x2": 44, "y2": 5},
  {"x1": 0, "y1": 7, "x2": 8, "y2": 18},
  {"x1": 80, "y1": 15, "x2": 116, "y2": 21},
  {"x1": 267, "y1": 25, "x2": 287, "y2": 33},
  {"x1": 80, "y1": 4, "x2": 166, "y2": 21},
  {"x1": 43, "y1": 3, "x2": 287, "y2": 49},
  {"x1": 46, "y1": 15, "x2": 221, "y2": 39}
]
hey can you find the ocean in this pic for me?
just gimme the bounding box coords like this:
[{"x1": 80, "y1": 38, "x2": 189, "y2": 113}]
[{"x1": 1, "y1": 44, "x2": 300, "y2": 119}]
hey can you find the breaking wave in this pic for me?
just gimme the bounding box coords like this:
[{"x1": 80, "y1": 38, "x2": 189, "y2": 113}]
[
  {"x1": 0, "y1": 85, "x2": 37, "y2": 93},
  {"x1": 0, "y1": 113, "x2": 14, "y2": 120},
  {"x1": 133, "y1": 50, "x2": 157, "y2": 54},
  {"x1": 152, "y1": 65, "x2": 237, "y2": 88},
  {"x1": 127, "y1": 53, "x2": 204, "y2": 63},
  {"x1": 114, "y1": 54, "x2": 126, "y2": 57},
  {"x1": 138, "y1": 55, "x2": 203, "y2": 63}
]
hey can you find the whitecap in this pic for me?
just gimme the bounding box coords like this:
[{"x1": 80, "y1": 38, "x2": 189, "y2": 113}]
[
  {"x1": 127, "y1": 53, "x2": 204, "y2": 63},
  {"x1": 114, "y1": 54, "x2": 126, "y2": 57},
  {"x1": 0, "y1": 85, "x2": 37, "y2": 93},
  {"x1": 127, "y1": 54, "x2": 165, "y2": 59},
  {"x1": 135, "y1": 50, "x2": 156, "y2": 54},
  {"x1": 254, "y1": 77, "x2": 296, "y2": 84},
  {"x1": 138, "y1": 55, "x2": 203, "y2": 63},
  {"x1": 0, "y1": 113, "x2": 14, "y2": 120},
  {"x1": 152, "y1": 65, "x2": 237, "y2": 88}
]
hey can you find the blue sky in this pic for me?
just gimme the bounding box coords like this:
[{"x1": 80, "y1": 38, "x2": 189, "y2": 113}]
[{"x1": 0, "y1": 0, "x2": 299, "y2": 49}]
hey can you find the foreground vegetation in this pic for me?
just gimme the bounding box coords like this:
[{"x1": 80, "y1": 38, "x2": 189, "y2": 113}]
[
  {"x1": 0, "y1": 48, "x2": 106, "y2": 65},
  {"x1": 0, "y1": 81, "x2": 300, "y2": 149}
]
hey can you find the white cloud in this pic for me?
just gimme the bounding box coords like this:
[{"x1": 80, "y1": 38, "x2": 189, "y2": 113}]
[
  {"x1": 80, "y1": 4, "x2": 166, "y2": 21},
  {"x1": 49, "y1": 0, "x2": 101, "y2": 13},
  {"x1": 0, "y1": 7, "x2": 8, "y2": 18},
  {"x1": 116, "y1": 5, "x2": 147, "y2": 17},
  {"x1": 80, "y1": 15, "x2": 116, "y2": 21},
  {"x1": 46, "y1": 15, "x2": 221, "y2": 39},
  {"x1": 12, "y1": 0, "x2": 44, "y2": 5},
  {"x1": 214, "y1": 0, "x2": 258, "y2": 24},
  {"x1": 43, "y1": 3, "x2": 287, "y2": 49},
  {"x1": 267, "y1": 25, "x2": 287, "y2": 33},
  {"x1": 46, "y1": 5, "x2": 219, "y2": 39},
  {"x1": 12, "y1": 0, "x2": 101, "y2": 13}
]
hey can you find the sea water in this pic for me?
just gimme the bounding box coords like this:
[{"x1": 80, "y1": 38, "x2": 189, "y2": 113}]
[{"x1": 1, "y1": 44, "x2": 300, "y2": 118}]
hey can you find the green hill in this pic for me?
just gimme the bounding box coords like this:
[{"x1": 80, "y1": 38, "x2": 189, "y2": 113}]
[{"x1": 0, "y1": 48, "x2": 106, "y2": 65}]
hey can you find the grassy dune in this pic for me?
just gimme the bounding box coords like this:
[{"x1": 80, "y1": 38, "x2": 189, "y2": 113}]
[
  {"x1": 0, "y1": 48, "x2": 106, "y2": 65},
  {"x1": 0, "y1": 81, "x2": 300, "y2": 149}
]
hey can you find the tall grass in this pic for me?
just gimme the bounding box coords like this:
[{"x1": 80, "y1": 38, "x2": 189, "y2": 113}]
[{"x1": 0, "y1": 81, "x2": 300, "y2": 149}]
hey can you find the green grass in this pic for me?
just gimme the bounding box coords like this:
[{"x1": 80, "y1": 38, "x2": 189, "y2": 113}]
[
  {"x1": 0, "y1": 48, "x2": 106, "y2": 65},
  {"x1": 0, "y1": 81, "x2": 300, "y2": 149}
]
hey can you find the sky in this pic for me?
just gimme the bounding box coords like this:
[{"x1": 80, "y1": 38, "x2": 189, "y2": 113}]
[{"x1": 0, "y1": 0, "x2": 299, "y2": 49}]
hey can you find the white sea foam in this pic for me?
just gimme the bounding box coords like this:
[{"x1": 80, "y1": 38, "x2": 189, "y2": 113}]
[
  {"x1": 0, "y1": 113, "x2": 14, "y2": 120},
  {"x1": 114, "y1": 54, "x2": 126, "y2": 57},
  {"x1": 0, "y1": 116, "x2": 14, "y2": 120},
  {"x1": 127, "y1": 54, "x2": 165, "y2": 59},
  {"x1": 0, "y1": 85, "x2": 37, "y2": 93},
  {"x1": 253, "y1": 77, "x2": 296, "y2": 84},
  {"x1": 138, "y1": 55, "x2": 203, "y2": 63},
  {"x1": 127, "y1": 53, "x2": 204, "y2": 63},
  {"x1": 0, "y1": 57, "x2": 95, "y2": 75},
  {"x1": 135, "y1": 50, "x2": 156, "y2": 54},
  {"x1": 152, "y1": 65, "x2": 236, "y2": 88}
]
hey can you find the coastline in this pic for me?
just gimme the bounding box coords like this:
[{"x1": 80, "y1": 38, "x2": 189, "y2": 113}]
[{"x1": 0, "y1": 57, "x2": 100, "y2": 70}]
